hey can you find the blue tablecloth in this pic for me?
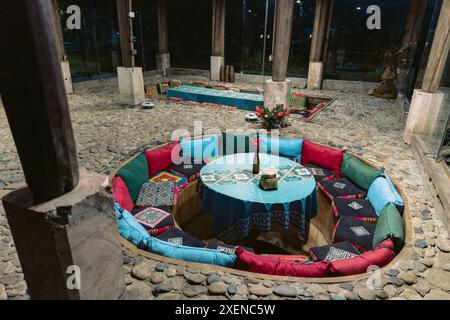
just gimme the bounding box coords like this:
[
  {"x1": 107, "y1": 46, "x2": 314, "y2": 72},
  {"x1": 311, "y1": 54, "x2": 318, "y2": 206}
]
[
  {"x1": 167, "y1": 85, "x2": 264, "y2": 111},
  {"x1": 199, "y1": 153, "x2": 318, "y2": 243}
]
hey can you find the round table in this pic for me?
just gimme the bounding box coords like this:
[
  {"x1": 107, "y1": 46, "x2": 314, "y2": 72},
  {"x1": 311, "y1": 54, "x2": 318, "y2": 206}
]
[{"x1": 199, "y1": 153, "x2": 318, "y2": 243}]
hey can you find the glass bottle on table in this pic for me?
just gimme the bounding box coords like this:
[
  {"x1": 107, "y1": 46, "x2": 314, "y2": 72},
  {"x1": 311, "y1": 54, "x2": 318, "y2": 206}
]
[{"x1": 253, "y1": 134, "x2": 260, "y2": 175}]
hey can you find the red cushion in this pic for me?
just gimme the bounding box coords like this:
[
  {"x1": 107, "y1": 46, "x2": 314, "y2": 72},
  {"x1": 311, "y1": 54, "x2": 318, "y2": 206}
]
[
  {"x1": 301, "y1": 140, "x2": 345, "y2": 178},
  {"x1": 329, "y1": 239, "x2": 395, "y2": 276},
  {"x1": 112, "y1": 176, "x2": 134, "y2": 212},
  {"x1": 235, "y1": 247, "x2": 330, "y2": 277},
  {"x1": 145, "y1": 142, "x2": 180, "y2": 176}
]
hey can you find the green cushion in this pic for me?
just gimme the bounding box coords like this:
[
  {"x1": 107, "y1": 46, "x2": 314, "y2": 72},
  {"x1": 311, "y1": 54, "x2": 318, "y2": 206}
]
[
  {"x1": 116, "y1": 153, "x2": 149, "y2": 202},
  {"x1": 341, "y1": 153, "x2": 382, "y2": 191},
  {"x1": 221, "y1": 132, "x2": 255, "y2": 155},
  {"x1": 373, "y1": 203, "x2": 405, "y2": 250}
]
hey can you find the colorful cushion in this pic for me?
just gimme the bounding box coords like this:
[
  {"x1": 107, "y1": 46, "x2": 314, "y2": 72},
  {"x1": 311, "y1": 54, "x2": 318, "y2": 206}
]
[
  {"x1": 112, "y1": 176, "x2": 134, "y2": 212},
  {"x1": 341, "y1": 153, "x2": 382, "y2": 191},
  {"x1": 367, "y1": 175, "x2": 404, "y2": 215},
  {"x1": 309, "y1": 241, "x2": 361, "y2": 262},
  {"x1": 114, "y1": 202, "x2": 149, "y2": 249},
  {"x1": 333, "y1": 216, "x2": 376, "y2": 252},
  {"x1": 180, "y1": 135, "x2": 219, "y2": 163},
  {"x1": 169, "y1": 162, "x2": 205, "y2": 182},
  {"x1": 135, "y1": 181, "x2": 176, "y2": 208},
  {"x1": 300, "y1": 140, "x2": 345, "y2": 178},
  {"x1": 149, "y1": 170, "x2": 188, "y2": 188},
  {"x1": 221, "y1": 131, "x2": 255, "y2": 155},
  {"x1": 157, "y1": 81, "x2": 170, "y2": 94},
  {"x1": 170, "y1": 80, "x2": 182, "y2": 88},
  {"x1": 134, "y1": 207, "x2": 175, "y2": 237},
  {"x1": 144, "y1": 236, "x2": 236, "y2": 267},
  {"x1": 318, "y1": 178, "x2": 366, "y2": 200},
  {"x1": 116, "y1": 153, "x2": 149, "y2": 202},
  {"x1": 329, "y1": 239, "x2": 396, "y2": 276},
  {"x1": 259, "y1": 253, "x2": 309, "y2": 263},
  {"x1": 235, "y1": 247, "x2": 331, "y2": 277},
  {"x1": 290, "y1": 93, "x2": 307, "y2": 109},
  {"x1": 305, "y1": 164, "x2": 335, "y2": 181},
  {"x1": 260, "y1": 136, "x2": 304, "y2": 161},
  {"x1": 332, "y1": 198, "x2": 378, "y2": 223},
  {"x1": 132, "y1": 205, "x2": 173, "y2": 215},
  {"x1": 145, "y1": 141, "x2": 180, "y2": 176},
  {"x1": 373, "y1": 203, "x2": 405, "y2": 250},
  {"x1": 144, "y1": 84, "x2": 159, "y2": 97},
  {"x1": 156, "y1": 228, "x2": 205, "y2": 247}
]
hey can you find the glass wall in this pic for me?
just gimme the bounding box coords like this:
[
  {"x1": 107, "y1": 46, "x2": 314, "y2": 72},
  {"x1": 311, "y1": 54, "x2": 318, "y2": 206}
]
[
  {"x1": 133, "y1": 0, "x2": 158, "y2": 71},
  {"x1": 167, "y1": 0, "x2": 212, "y2": 70},
  {"x1": 59, "y1": 0, "x2": 119, "y2": 82},
  {"x1": 324, "y1": 0, "x2": 410, "y2": 82}
]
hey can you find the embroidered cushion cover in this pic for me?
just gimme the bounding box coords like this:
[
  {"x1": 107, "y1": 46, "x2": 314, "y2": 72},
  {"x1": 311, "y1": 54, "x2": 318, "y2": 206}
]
[
  {"x1": 116, "y1": 153, "x2": 149, "y2": 202},
  {"x1": 341, "y1": 153, "x2": 383, "y2": 191},
  {"x1": 305, "y1": 164, "x2": 335, "y2": 181},
  {"x1": 145, "y1": 141, "x2": 180, "y2": 176},
  {"x1": 112, "y1": 176, "x2": 134, "y2": 212},
  {"x1": 134, "y1": 207, "x2": 175, "y2": 237},
  {"x1": 309, "y1": 241, "x2": 361, "y2": 262},
  {"x1": 318, "y1": 178, "x2": 366, "y2": 200},
  {"x1": 373, "y1": 203, "x2": 405, "y2": 251},
  {"x1": 149, "y1": 170, "x2": 188, "y2": 188},
  {"x1": 156, "y1": 228, "x2": 205, "y2": 247},
  {"x1": 329, "y1": 239, "x2": 395, "y2": 276},
  {"x1": 135, "y1": 181, "x2": 176, "y2": 208},
  {"x1": 333, "y1": 216, "x2": 376, "y2": 252},
  {"x1": 367, "y1": 176, "x2": 404, "y2": 215},
  {"x1": 235, "y1": 247, "x2": 331, "y2": 277},
  {"x1": 332, "y1": 198, "x2": 377, "y2": 223},
  {"x1": 114, "y1": 202, "x2": 149, "y2": 249},
  {"x1": 260, "y1": 136, "x2": 304, "y2": 161},
  {"x1": 300, "y1": 140, "x2": 345, "y2": 178}
]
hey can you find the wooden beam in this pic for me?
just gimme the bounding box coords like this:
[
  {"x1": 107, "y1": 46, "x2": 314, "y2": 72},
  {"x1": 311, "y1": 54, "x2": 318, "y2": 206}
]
[
  {"x1": 422, "y1": 0, "x2": 450, "y2": 92},
  {"x1": 212, "y1": 0, "x2": 225, "y2": 57},
  {"x1": 309, "y1": 0, "x2": 334, "y2": 63},
  {"x1": 0, "y1": 0, "x2": 79, "y2": 202},
  {"x1": 156, "y1": 0, "x2": 169, "y2": 54},
  {"x1": 272, "y1": 0, "x2": 294, "y2": 82},
  {"x1": 50, "y1": 0, "x2": 65, "y2": 61},
  {"x1": 116, "y1": 0, "x2": 135, "y2": 68},
  {"x1": 401, "y1": 0, "x2": 427, "y2": 49}
]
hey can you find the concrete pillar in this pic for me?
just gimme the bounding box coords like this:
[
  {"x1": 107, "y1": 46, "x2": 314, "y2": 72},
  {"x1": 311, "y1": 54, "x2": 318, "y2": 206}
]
[
  {"x1": 2, "y1": 169, "x2": 126, "y2": 299},
  {"x1": 156, "y1": 53, "x2": 170, "y2": 76},
  {"x1": 264, "y1": 79, "x2": 292, "y2": 110},
  {"x1": 210, "y1": 56, "x2": 224, "y2": 81},
  {"x1": 61, "y1": 60, "x2": 74, "y2": 94},
  {"x1": 307, "y1": 62, "x2": 323, "y2": 91},
  {"x1": 403, "y1": 89, "x2": 445, "y2": 144},
  {"x1": 211, "y1": 0, "x2": 225, "y2": 81},
  {"x1": 117, "y1": 66, "x2": 145, "y2": 105}
]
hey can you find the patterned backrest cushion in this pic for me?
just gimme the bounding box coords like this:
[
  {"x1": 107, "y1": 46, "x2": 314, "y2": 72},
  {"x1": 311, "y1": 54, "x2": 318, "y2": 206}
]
[
  {"x1": 341, "y1": 153, "x2": 383, "y2": 191},
  {"x1": 135, "y1": 181, "x2": 176, "y2": 209},
  {"x1": 260, "y1": 136, "x2": 304, "y2": 161},
  {"x1": 221, "y1": 131, "x2": 255, "y2": 155},
  {"x1": 145, "y1": 141, "x2": 180, "y2": 176},
  {"x1": 300, "y1": 140, "x2": 345, "y2": 178},
  {"x1": 180, "y1": 135, "x2": 219, "y2": 163},
  {"x1": 373, "y1": 203, "x2": 405, "y2": 250},
  {"x1": 112, "y1": 176, "x2": 134, "y2": 212},
  {"x1": 367, "y1": 175, "x2": 404, "y2": 215},
  {"x1": 116, "y1": 153, "x2": 149, "y2": 202},
  {"x1": 114, "y1": 202, "x2": 149, "y2": 249}
]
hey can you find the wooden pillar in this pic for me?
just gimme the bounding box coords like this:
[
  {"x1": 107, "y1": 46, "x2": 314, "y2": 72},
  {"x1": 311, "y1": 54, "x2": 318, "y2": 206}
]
[
  {"x1": 212, "y1": 0, "x2": 225, "y2": 57},
  {"x1": 271, "y1": 0, "x2": 294, "y2": 82},
  {"x1": 308, "y1": 0, "x2": 334, "y2": 89},
  {"x1": 116, "y1": 0, "x2": 135, "y2": 68},
  {"x1": 421, "y1": 0, "x2": 450, "y2": 93},
  {"x1": 0, "y1": 0, "x2": 79, "y2": 201},
  {"x1": 50, "y1": 0, "x2": 65, "y2": 61},
  {"x1": 156, "y1": 0, "x2": 169, "y2": 54}
]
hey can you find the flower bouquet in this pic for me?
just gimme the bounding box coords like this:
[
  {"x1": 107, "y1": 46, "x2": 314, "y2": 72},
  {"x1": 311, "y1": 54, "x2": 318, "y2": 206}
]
[{"x1": 255, "y1": 104, "x2": 289, "y2": 130}]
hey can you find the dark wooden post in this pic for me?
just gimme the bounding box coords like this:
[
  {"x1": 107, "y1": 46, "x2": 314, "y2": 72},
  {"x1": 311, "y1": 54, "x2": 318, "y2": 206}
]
[
  {"x1": 0, "y1": 0, "x2": 79, "y2": 202},
  {"x1": 156, "y1": 0, "x2": 169, "y2": 55},
  {"x1": 116, "y1": 0, "x2": 135, "y2": 68},
  {"x1": 212, "y1": 0, "x2": 225, "y2": 57},
  {"x1": 50, "y1": 0, "x2": 65, "y2": 61},
  {"x1": 271, "y1": 0, "x2": 294, "y2": 82}
]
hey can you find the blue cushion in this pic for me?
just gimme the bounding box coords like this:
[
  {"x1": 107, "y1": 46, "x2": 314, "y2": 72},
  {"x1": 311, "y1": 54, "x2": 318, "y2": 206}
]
[
  {"x1": 180, "y1": 135, "x2": 219, "y2": 163},
  {"x1": 367, "y1": 175, "x2": 404, "y2": 216},
  {"x1": 114, "y1": 202, "x2": 149, "y2": 249},
  {"x1": 260, "y1": 136, "x2": 304, "y2": 161},
  {"x1": 143, "y1": 236, "x2": 236, "y2": 267}
]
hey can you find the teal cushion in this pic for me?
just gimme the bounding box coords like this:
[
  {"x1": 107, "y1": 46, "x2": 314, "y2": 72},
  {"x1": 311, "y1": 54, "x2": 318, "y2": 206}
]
[
  {"x1": 181, "y1": 135, "x2": 219, "y2": 163},
  {"x1": 341, "y1": 153, "x2": 383, "y2": 191},
  {"x1": 115, "y1": 202, "x2": 149, "y2": 249},
  {"x1": 373, "y1": 203, "x2": 405, "y2": 250},
  {"x1": 221, "y1": 132, "x2": 254, "y2": 155},
  {"x1": 260, "y1": 136, "x2": 303, "y2": 161},
  {"x1": 117, "y1": 153, "x2": 149, "y2": 202},
  {"x1": 367, "y1": 175, "x2": 404, "y2": 215}
]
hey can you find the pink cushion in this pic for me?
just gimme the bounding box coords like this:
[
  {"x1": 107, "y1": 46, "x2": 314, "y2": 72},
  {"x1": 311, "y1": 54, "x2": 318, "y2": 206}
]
[
  {"x1": 112, "y1": 176, "x2": 134, "y2": 212},
  {"x1": 145, "y1": 141, "x2": 180, "y2": 176},
  {"x1": 301, "y1": 140, "x2": 345, "y2": 178}
]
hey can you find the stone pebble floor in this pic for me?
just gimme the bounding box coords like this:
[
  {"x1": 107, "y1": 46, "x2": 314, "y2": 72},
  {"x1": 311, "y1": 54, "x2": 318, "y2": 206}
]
[{"x1": 0, "y1": 75, "x2": 449, "y2": 300}]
